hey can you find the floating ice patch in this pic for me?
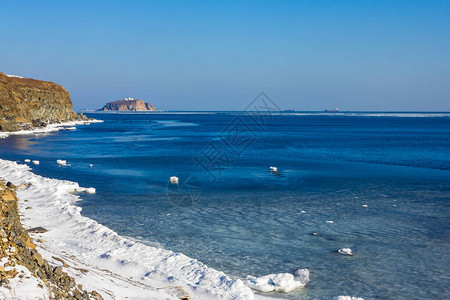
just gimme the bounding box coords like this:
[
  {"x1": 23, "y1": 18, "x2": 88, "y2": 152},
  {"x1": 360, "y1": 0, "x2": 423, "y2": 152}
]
[
  {"x1": 334, "y1": 296, "x2": 364, "y2": 300},
  {"x1": 362, "y1": 204, "x2": 368, "y2": 208},
  {"x1": 326, "y1": 220, "x2": 334, "y2": 224},
  {"x1": 57, "y1": 159, "x2": 67, "y2": 166},
  {"x1": 74, "y1": 187, "x2": 96, "y2": 194},
  {"x1": 32, "y1": 160, "x2": 39, "y2": 165},
  {"x1": 24, "y1": 159, "x2": 31, "y2": 163},
  {"x1": 246, "y1": 270, "x2": 309, "y2": 293},
  {"x1": 338, "y1": 248, "x2": 353, "y2": 256}
]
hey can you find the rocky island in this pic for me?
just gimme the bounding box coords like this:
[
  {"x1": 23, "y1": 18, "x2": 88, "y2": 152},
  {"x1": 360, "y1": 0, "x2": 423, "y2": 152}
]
[
  {"x1": 99, "y1": 97, "x2": 156, "y2": 111},
  {"x1": 0, "y1": 72, "x2": 87, "y2": 132}
]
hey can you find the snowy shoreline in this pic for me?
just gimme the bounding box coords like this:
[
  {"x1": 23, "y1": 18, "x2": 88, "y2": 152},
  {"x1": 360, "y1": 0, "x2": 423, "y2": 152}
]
[
  {"x1": 0, "y1": 158, "x2": 262, "y2": 299},
  {"x1": 0, "y1": 119, "x2": 103, "y2": 139}
]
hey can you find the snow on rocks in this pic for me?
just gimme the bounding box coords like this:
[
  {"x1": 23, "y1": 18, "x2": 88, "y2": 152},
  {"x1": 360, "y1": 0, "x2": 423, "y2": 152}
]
[
  {"x1": 334, "y1": 296, "x2": 364, "y2": 300},
  {"x1": 0, "y1": 258, "x2": 50, "y2": 299},
  {"x1": 245, "y1": 270, "x2": 309, "y2": 293},
  {"x1": 338, "y1": 248, "x2": 353, "y2": 256}
]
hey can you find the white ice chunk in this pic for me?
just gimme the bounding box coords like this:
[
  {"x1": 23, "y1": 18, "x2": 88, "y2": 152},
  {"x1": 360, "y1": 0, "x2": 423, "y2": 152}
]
[
  {"x1": 24, "y1": 159, "x2": 31, "y2": 163},
  {"x1": 294, "y1": 268, "x2": 310, "y2": 286},
  {"x1": 245, "y1": 275, "x2": 275, "y2": 292},
  {"x1": 334, "y1": 296, "x2": 365, "y2": 300},
  {"x1": 66, "y1": 126, "x2": 76, "y2": 130},
  {"x1": 270, "y1": 166, "x2": 278, "y2": 172},
  {"x1": 362, "y1": 204, "x2": 368, "y2": 208},
  {"x1": 272, "y1": 273, "x2": 303, "y2": 292},
  {"x1": 326, "y1": 220, "x2": 334, "y2": 224},
  {"x1": 89, "y1": 164, "x2": 93, "y2": 167},
  {"x1": 85, "y1": 187, "x2": 96, "y2": 194},
  {"x1": 338, "y1": 248, "x2": 353, "y2": 256},
  {"x1": 170, "y1": 176, "x2": 179, "y2": 184},
  {"x1": 246, "y1": 271, "x2": 308, "y2": 293},
  {"x1": 57, "y1": 159, "x2": 67, "y2": 166},
  {"x1": 32, "y1": 160, "x2": 39, "y2": 165}
]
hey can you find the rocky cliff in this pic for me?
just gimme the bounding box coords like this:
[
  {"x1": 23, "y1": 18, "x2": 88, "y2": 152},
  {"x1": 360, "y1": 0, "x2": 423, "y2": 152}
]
[
  {"x1": 0, "y1": 72, "x2": 85, "y2": 132},
  {"x1": 0, "y1": 181, "x2": 103, "y2": 299},
  {"x1": 99, "y1": 99, "x2": 156, "y2": 111}
]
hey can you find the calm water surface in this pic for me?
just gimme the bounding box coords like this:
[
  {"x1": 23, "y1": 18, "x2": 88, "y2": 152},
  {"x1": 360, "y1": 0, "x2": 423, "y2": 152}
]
[{"x1": 0, "y1": 112, "x2": 449, "y2": 300}]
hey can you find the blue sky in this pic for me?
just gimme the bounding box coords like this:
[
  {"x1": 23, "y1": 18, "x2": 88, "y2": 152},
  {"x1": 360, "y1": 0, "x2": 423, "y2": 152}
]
[{"x1": 1, "y1": 0, "x2": 449, "y2": 111}]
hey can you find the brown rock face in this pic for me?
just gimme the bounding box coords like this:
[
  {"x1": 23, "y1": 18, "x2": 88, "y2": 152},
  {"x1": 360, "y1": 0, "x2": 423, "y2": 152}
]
[
  {"x1": 0, "y1": 180, "x2": 103, "y2": 299},
  {"x1": 0, "y1": 72, "x2": 83, "y2": 132},
  {"x1": 99, "y1": 99, "x2": 156, "y2": 111}
]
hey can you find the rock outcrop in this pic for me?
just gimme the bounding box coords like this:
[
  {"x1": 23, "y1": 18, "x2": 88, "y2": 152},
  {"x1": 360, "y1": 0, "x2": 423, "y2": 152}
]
[
  {"x1": 0, "y1": 180, "x2": 103, "y2": 299},
  {"x1": 0, "y1": 72, "x2": 85, "y2": 132},
  {"x1": 99, "y1": 98, "x2": 156, "y2": 111}
]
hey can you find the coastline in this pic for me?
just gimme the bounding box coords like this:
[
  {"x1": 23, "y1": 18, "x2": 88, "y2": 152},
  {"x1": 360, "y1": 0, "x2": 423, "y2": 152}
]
[
  {"x1": 0, "y1": 158, "x2": 258, "y2": 299},
  {"x1": 0, "y1": 120, "x2": 103, "y2": 139}
]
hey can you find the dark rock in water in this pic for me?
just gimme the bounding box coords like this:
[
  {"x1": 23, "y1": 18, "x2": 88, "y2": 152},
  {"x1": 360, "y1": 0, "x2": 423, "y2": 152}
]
[{"x1": 27, "y1": 226, "x2": 48, "y2": 233}]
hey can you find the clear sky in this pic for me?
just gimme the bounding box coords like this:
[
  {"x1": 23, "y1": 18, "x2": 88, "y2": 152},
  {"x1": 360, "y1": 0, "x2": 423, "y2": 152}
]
[{"x1": 1, "y1": 0, "x2": 449, "y2": 111}]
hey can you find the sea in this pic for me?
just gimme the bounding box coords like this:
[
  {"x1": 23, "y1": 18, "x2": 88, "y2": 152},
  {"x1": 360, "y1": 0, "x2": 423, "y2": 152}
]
[{"x1": 0, "y1": 111, "x2": 449, "y2": 300}]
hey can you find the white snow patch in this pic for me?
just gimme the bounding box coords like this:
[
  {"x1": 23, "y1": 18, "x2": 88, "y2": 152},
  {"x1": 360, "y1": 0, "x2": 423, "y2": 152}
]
[
  {"x1": 0, "y1": 258, "x2": 50, "y2": 299},
  {"x1": 5, "y1": 74, "x2": 24, "y2": 78}
]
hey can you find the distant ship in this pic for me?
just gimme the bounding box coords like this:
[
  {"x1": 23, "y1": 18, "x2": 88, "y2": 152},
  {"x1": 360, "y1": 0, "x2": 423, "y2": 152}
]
[{"x1": 324, "y1": 108, "x2": 340, "y2": 112}]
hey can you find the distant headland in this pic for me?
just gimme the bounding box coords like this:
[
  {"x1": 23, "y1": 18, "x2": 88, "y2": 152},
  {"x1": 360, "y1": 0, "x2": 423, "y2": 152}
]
[{"x1": 98, "y1": 97, "x2": 156, "y2": 111}]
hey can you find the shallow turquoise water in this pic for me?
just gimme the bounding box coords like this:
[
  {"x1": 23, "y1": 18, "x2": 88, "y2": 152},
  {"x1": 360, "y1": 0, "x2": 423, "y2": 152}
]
[{"x1": 0, "y1": 112, "x2": 449, "y2": 299}]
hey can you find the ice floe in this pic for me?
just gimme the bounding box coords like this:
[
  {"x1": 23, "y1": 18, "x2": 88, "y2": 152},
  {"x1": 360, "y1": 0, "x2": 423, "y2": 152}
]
[
  {"x1": 246, "y1": 270, "x2": 309, "y2": 293},
  {"x1": 338, "y1": 248, "x2": 353, "y2": 256},
  {"x1": 334, "y1": 296, "x2": 364, "y2": 300},
  {"x1": 32, "y1": 160, "x2": 39, "y2": 165},
  {"x1": 24, "y1": 159, "x2": 31, "y2": 163},
  {"x1": 57, "y1": 159, "x2": 67, "y2": 166}
]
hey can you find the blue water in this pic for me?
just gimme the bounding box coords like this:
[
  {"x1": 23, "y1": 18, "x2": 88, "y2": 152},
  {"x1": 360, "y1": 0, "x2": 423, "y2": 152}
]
[{"x1": 0, "y1": 112, "x2": 449, "y2": 300}]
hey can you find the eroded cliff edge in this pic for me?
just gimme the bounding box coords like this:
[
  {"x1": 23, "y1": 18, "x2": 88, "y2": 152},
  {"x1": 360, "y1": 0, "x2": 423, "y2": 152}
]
[{"x1": 0, "y1": 72, "x2": 86, "y2": 132}]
